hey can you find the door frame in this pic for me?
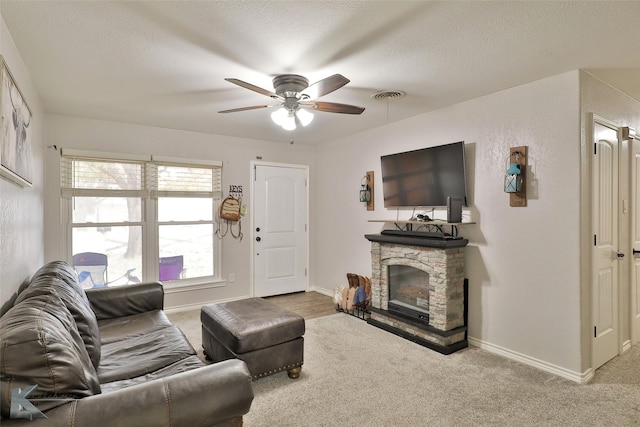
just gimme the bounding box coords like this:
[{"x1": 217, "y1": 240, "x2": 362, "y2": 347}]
[
  {"x1": 249, "y1": 161, "x2": 310, "y2": 297},
  {"x1": 624, "y1": 126, "x2": 640, "y2": 345},
  {"x1": 587, "y1": 114, "x2": 638, "y2": 373},
  {"x1": 590, "y1": 115, "x2": 622, "y2": 371}
]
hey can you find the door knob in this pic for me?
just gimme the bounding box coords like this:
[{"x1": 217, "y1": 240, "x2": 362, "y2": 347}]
[
  {"x1": 616, "y1": 252, "x2": 625, "y2": 258},
  {"x1": 256, "y1": 237, "x2": 261, "y2": 242},
  {"x1": 634, "y1": 249, "x2": 640, "y2": 255}
]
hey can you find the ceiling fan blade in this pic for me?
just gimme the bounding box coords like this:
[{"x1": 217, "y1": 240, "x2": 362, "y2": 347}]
[
  {"x1": 218, "y1": 105, "x2": 272, "y2": 113},
  {"x1": 302, "y1": 74, "x2": 350, "y2": 99},
  {"x1": 224, "y1": 78, "x2": 282, "y2": 99},
  {"x1": 304, "y1": 101, "x2": 365, "y2": 115}
]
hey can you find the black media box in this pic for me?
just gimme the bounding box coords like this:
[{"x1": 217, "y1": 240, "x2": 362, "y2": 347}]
[{"x1": 447, "y1": 196, "x2": 463, "y2": 223}]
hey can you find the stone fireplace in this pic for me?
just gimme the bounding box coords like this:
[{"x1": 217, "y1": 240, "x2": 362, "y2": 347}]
[{"x1": 365, "y1": 233, "x2": 468, "y2": 354}]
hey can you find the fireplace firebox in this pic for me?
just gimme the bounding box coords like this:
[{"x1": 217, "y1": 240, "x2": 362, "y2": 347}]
[{"x1": 388, "y1": 265, "x2": 430, "y2": 323}]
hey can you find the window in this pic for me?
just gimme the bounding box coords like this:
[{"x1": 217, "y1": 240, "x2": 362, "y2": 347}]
[
  {"x1": 61, "y1": 150, "x2": 222, "y2": 288},
  {"x1": 154, "y1": 162, "x2": 220, "y2": 279}
]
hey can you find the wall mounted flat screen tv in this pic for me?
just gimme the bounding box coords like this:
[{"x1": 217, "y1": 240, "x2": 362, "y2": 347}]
[{"x1": 381, "y1": 141, "x2": 468, "y2": 208}]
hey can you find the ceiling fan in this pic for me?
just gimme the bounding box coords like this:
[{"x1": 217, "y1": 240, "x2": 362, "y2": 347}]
[{"x1": 218, "y1": 74, "x2": 365, "y2": 130}]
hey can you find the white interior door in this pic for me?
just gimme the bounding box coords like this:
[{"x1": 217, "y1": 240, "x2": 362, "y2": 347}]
[
  {"x1": 630, "y1": 135, "x2": 640, "y2": 344},
  {"x1": 592, "y1": 120, "x2": 620, "y2": 370},
  {"x1": 252, "y1": 163, "x2": 308, "y2": 297}
]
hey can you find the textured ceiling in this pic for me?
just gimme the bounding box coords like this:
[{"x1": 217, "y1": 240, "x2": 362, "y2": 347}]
[{"x1": 2, "y1": 1, "x2": 639, "y2": 145}]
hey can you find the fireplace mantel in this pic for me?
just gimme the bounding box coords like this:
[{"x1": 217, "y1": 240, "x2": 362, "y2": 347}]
[
  {"x1": 365, "y1": 233, "x2": 468, "y2": 248},
  {"x1": 368, "y1": 219, "x2": 475, "y2": 239}
]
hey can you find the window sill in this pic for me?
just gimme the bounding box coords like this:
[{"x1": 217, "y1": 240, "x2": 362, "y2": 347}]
[{"x1": 162, "y1": 277, "x2": 226, "y2": 294}]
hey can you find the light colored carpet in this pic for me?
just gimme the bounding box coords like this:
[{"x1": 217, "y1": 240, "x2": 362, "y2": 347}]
[{"x1": 168, "y1": 311, "x2": 640, "y2": 426}]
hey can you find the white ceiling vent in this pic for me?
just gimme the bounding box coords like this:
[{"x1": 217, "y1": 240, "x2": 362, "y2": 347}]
[{"x1": 371, "y1": 90, "x2": 406, "y2": 101}]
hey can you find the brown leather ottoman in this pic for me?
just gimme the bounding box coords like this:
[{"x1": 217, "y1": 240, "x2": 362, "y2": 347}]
[{"x1": 201, "y1": 298, "x2": 305, "y2": 379}]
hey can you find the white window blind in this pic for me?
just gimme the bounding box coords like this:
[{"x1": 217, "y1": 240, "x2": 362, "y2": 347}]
[
  {"x1": 61, "y1": 156, "x2": 147, "y2": 198},
  {"x1": 60, "y1": 152, "x2": 222, "y2": 199},
  {"x1": 152, "y1": 162, "x2": 222, "y2": 199}
]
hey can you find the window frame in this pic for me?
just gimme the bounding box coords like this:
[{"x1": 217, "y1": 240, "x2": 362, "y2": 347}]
[{"x1": 61, "y1": 149, "x2": 223, "y2": 289}]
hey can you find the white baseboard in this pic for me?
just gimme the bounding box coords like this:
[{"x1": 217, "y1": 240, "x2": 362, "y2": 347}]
[
  {"x1": 468, "y1": 336, "x2": 594, "y2": 384},
  {"x1": 309, "y1": 286, "x2": 332, "y2": 297}
]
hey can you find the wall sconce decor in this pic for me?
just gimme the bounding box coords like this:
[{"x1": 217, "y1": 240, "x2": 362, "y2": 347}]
[
  {"x1": 504, "y1": 146, "x2": 527, "y2": 207},
  {"x1": 359, "y1": 183, "x2": 370, "y2": 202},
  {"x1": 504, "y1": 162, "x2": 522, "y2": 193},
  {"x1": 360, "y1": 171, "x2": 374, "y2": 210}
]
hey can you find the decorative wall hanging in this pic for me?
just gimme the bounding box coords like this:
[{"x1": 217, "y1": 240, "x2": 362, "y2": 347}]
[
  {"x1": 0, "y1": 56, "x2": 33, "y2": 187},
  {"x1": 360, "y1": 171, "x2": 374, "y2": 210},
  {"x1": 504, "y1": 146, "x2": 527, "y2": 207},
  {"x1": 504, "y1": 162, "x2": 522, "y2": 193},
  {"x1": 216, "y1": 185, "x2": 245, "y2": 240}
]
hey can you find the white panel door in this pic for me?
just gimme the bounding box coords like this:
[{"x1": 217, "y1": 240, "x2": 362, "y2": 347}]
[
  {"x1": 631, "y1": 137, "x2": 640, "y2": 344},
  {"x1": 253, "y1": 164, "x2": 308, "y2": 297},
  {"x1": 592, "y1": 121, "x2": 620, "y2": 370}
]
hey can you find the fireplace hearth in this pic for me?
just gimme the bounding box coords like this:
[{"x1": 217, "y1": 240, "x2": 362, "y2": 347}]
[{"x1": 365, "y1": 232, "x2": 468, "y2": 354}]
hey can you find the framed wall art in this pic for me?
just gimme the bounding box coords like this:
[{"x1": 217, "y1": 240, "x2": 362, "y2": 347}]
[{"x1": 1, "y1": 56, "x2": 33, "y2": 187}]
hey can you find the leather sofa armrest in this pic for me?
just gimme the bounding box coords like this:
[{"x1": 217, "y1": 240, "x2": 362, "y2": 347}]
[
  {"x1": 85, "y1": 282, "x2": 164, "y2": 320},
  {"x1": 1, "y1": 360, "x2": 254, "y2": 427}
]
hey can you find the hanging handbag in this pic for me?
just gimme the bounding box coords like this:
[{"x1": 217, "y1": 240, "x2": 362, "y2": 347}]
[{"x1": 219, "y1": 196, "x2": 241, "y2": 221}]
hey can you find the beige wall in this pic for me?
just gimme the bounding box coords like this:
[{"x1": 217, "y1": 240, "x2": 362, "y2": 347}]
[
  {"x1": 0, "y1": 15, "x2": 45, "y2": 310},
  {"x1": 313, "y1": 71, "x2": 585, "y2": 379},
  {"x1": 43, "y1": 115, "x2": 316, "y2": 310},
  {"x1": 310, "y1": 71, "x2": 640, "y2": 381}
]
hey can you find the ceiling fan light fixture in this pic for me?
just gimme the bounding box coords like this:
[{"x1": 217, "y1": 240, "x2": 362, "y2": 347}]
[
  {"x1": 223, "y1": 73, "x2": 363, "y2": 131},
  {"x1": 271, "y1": 106, "x2": 313, "y2": 131},
  {"x1": 281, "y1": 114, "x2": 296, "y2": 131},
  {"x1": 272, "y1": 108, "x2": 296, "y2": 130},
  {"x1": 271, "y1": 109, "x2": 296, "y2": 130},
  {"x1": 270, "y1": 107, "x2": 288, "y2": 126},
  {"x1": 296, "y1": 108, "x2": 314, "y2": 127}
]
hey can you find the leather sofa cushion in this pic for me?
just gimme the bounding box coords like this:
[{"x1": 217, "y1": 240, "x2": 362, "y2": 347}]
[
  {"x1": 86, "y1": 282, "x2": 164, "y2": 320},
  {"x1": 0, "y1": 293, "x2": 101, "y2": 417},
  {"x1": 97, "y1": 309, "x2": 172, "y2": 344},
  {"x1": 97, "y1": 325, "x2": 196, "y2": 383},
  {"x1": 15, "y1": 261, "x2": 102, "y2": 368},
  {"x1": 201, "y1": 298, "x2": 305, "y2": 354},
  {"x1": 100, "y1": 355, "x2": 205, "y2": 393}
]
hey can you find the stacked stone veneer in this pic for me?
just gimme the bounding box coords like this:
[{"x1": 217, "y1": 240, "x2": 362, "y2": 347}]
[{"x1": 370, "y1": 241, "x2": 466, "y2": 347}]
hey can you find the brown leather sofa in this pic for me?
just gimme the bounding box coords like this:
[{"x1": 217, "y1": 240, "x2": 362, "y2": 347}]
[{"x1": 0, "y1": 261, "x2": 254, "y2": 426}]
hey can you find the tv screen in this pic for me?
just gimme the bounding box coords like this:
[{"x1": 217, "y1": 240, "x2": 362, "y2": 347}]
[{"x1": 381, "y1": 141, "x2": 468, "y2": 208}]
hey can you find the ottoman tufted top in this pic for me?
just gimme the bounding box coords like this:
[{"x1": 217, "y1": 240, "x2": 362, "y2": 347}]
[{"x1": 201, "y1": 298, "x2": 305, "y2": 354}]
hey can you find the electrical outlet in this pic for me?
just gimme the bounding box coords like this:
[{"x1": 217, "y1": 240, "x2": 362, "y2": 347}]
[{"x1": 228, "y1": 273, "x2": 235, "y2": 282}]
